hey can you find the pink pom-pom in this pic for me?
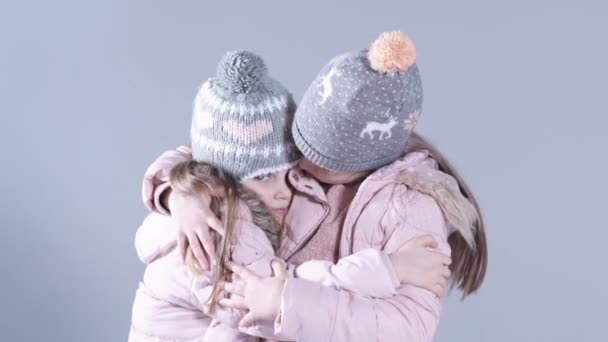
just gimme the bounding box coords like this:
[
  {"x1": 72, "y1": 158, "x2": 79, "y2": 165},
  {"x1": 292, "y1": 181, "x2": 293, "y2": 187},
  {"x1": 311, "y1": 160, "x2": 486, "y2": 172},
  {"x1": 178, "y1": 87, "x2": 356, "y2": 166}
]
[{"x1": 368, "y1": 31, "x2": 416, "y2": 72}]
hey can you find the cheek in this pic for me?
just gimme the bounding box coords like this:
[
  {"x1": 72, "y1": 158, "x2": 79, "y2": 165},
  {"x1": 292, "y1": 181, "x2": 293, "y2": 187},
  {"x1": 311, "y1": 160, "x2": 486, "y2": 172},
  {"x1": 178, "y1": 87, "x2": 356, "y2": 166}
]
[
  {"x1": 299, "y1": 160, "x2": 356, "y2": 184},
  {"x1": 299, "y1": 160, "x2": 319, "y2": 174},
  {"x1": 316, "y1": 171, "x2": 359, "y2": 185},
  {"x1": 243, "y1": 182, "x2": 265, "y2": 199},
  {"x1": 324, "y1": 174, "x2": 348, "y2": 184},
  {"x1": 261, "y1": 191, "x2": 273, "y2": 204},
  {"x1": 301, "y1": 164, "x2": 329, "y2": 180},
  {"x1": 252, "y1": 187, "x2": 273, "y2": 207}
]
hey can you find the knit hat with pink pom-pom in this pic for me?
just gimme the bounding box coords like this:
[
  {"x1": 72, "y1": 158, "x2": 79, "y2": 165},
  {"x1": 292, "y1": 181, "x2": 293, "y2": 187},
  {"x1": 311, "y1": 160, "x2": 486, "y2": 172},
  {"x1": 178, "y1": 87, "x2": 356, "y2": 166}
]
[{"x1": 292, "y1": 31, "x2": 424, "y2": 172}]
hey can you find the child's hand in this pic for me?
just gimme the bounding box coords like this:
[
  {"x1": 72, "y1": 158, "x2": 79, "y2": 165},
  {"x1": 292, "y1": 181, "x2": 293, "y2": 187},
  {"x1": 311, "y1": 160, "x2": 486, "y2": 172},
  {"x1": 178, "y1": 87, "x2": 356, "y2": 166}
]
[
  {"x1": 168, "y1": 190, "x2": 224, "y2": 269},
  {"x1": 388, "y1": 235, "x2": 452, "y2": 297},
  {"x1": 221, "y1": 259, "x2": 288, "y2": 327}
]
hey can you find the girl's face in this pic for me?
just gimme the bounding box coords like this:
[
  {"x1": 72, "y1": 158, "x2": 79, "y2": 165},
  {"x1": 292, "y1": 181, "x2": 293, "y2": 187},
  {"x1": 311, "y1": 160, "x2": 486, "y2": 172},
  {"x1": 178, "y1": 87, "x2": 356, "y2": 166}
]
[
  {"x1": 242, "y1": 169, "x2": 293, "y2": 224},
  {"x1": 298, "y1": 158, "x2": 369, "y2": 185}
]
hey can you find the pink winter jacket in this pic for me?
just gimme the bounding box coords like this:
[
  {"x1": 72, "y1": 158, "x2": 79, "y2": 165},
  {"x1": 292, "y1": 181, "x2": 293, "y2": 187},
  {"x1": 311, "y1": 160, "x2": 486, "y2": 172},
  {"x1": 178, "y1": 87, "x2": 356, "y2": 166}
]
[
  {"x1": 275, "y1": 153, "x2": 459, "y2": 342},
  {"x1": 137, "y1": 146, "x2": 461, "y2": 341},
  {"x1": 129, "y1": 148, "x2": 401, "y2": 341}
]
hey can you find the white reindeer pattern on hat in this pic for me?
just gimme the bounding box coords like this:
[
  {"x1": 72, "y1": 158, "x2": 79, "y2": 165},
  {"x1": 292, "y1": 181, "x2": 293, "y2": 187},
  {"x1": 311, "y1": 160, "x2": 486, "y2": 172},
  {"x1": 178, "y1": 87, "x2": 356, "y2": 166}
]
[
  {"x1": 317, "y1": 66, "x2": 339, "y2": 105},
  {"x1": 359, "y1": 109, "x2": 399, "y2": 140},
  {"x1": 317, "y1": 54, "x2": 348, "y2": 105}
]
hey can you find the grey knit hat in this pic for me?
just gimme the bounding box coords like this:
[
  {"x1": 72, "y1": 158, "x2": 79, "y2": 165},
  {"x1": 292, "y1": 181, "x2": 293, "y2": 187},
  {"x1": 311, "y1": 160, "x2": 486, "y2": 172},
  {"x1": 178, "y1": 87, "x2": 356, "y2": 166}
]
[
  {"x1": 190, "y1": 51, "x2": 299, "y2": 179},
  {"x1": 293, "y1": 31, "x2": 423, "y2": 172}
]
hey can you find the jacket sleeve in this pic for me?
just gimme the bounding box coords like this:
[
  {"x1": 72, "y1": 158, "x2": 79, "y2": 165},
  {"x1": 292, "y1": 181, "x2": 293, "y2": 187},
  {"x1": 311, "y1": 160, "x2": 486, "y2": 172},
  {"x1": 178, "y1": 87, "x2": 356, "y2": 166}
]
[
  {"x1": 129, "y1": 265, "x2": 259, "y2": 342},
  {"x1": 190, "y1": 218, "x2": 285, "y2": 340},
  {"x1": 128, "y1": 280, "x2": 210, "y2": 342},
  {"x1": 294, "y1": 248, "x2": 400, "y2": 298},
  {"x1": 142, "y1": 145, "x2": 192, "y2": 215},
  {"x1": 130, "y1": 213, "x2": 273, "y2": 341},
  {"x1": 192, "y1": 221, "x2": 405, "y2": 340},
  {"x1": 274, "y1": 189, "x2": 451, "y2": 342},
  {"x1": 200, "y1": 320, "x2": 259, "y2": 342}
]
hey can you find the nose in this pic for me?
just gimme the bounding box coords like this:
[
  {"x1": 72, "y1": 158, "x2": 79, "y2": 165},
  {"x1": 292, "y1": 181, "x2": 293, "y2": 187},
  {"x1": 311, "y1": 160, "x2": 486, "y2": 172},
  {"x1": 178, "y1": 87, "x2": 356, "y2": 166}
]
[
  {"x1": 298, "y1": 158, "x2": 315, "y2": 173},
  {"x1": 274, "y1": 175, "x2": 293, "y2": 202}
]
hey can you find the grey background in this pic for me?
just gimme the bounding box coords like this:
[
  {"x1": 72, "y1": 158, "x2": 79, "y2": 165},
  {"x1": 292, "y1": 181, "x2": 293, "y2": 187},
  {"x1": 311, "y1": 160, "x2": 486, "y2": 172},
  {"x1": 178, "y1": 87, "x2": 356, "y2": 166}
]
[{"x1": 1, "y1": 1, "x2": 606, "y2": 341}]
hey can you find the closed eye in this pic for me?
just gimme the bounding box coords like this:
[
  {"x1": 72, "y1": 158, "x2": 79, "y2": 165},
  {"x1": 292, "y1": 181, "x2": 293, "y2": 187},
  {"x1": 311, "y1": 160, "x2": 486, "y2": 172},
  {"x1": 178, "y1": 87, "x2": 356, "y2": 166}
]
[{"x1": 254, "y1": 173, "x2": 273, "y2": 182}]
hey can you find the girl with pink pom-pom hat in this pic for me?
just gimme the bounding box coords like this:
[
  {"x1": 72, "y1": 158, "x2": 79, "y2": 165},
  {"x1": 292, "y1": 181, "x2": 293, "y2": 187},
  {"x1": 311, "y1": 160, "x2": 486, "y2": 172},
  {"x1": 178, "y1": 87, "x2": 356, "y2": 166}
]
[
  {"x1": 223, "y1": 30, "x2": 487, "y2": 341},
  {"x1": 139, "y1": 31, "x2": 487, "y2": 341}
]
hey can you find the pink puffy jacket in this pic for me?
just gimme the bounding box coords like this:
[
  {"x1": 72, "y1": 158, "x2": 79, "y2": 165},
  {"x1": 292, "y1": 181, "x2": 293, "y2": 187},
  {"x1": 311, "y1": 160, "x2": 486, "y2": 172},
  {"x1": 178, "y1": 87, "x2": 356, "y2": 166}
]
[
  {"x1": 129, "y1": 148, "x2": 401, "y2": 341},
  {"x1": 134, "y1": 146, "x2": 465, "y2": 341}
]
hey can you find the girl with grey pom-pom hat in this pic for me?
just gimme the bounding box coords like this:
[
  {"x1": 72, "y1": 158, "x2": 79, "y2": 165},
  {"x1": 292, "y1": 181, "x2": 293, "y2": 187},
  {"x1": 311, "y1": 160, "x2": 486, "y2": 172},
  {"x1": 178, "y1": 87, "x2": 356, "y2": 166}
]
[{"x1": 138, "y1": 31, "x2": 487, "y2": 341}]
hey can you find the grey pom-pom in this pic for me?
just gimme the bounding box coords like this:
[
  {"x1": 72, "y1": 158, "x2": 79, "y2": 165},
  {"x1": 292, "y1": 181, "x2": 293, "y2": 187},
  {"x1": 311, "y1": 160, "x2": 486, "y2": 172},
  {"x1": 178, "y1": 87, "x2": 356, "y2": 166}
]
[{"x1": 216, "y1": 51, "x2": 268, "y2": 94}]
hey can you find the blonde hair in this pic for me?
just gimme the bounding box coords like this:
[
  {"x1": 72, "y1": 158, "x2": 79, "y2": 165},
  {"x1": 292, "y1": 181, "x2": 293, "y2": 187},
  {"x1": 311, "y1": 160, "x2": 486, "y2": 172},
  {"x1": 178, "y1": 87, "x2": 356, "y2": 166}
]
[
  {"x1": 169, "y1": 160, "x2": 282, "y2": 312},
  {"x1": 401, "y1": 131, "x2": 488, "y2": 298}
]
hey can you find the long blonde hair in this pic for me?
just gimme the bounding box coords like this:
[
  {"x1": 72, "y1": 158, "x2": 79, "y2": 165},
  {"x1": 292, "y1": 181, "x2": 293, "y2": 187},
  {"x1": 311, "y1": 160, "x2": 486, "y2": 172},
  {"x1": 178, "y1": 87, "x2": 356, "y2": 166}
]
[
  {"x1": 402, "y1": 131, "x2": 488, "y2": 298},
  {"x1": 169, "y1": 160, "x2": 282, "y2": 312}
]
